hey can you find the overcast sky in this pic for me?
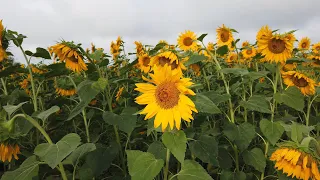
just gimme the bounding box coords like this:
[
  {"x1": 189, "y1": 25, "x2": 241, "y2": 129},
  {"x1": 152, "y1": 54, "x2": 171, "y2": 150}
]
[{"x1": 1, "y1": 0, "x2": 320, "y2": 64}]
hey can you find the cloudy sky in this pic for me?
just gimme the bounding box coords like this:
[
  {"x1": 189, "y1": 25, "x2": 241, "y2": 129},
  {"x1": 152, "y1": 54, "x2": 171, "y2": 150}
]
[{"x1": 1, "y1": 0, "x2": 320, "y2": 63}]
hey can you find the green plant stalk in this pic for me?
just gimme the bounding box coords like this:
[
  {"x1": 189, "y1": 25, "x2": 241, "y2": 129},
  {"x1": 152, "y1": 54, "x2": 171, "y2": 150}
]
[
  {"x1": 201, "y1": 68, "x2": 211, "y2": 91},
  {"x1": 18, "y1": 45, "x2": 38, "y2": 112},
  {"x1": 270, "y1": 64, "x2": 280, "y2": 122},
  {"x1": 13, "y1": 114, "x2": 68, "y2": 180},
  {"x1": 305, "y1": 95, "x2": 318, "y2": 126},
  {"x1": 163, "y1": 148, "x2": 171, "y2": 180},
  {"x1": 82, "y1": 109, "x2": 90, "y2": 142},
  {"x1": 233, "y1": 145, "x2": 239, "y2": 172},
  {"x1": 260, "y1": 141, "x2": 269, "y2": 180},
  {"x1": 1, "y1": 78, "x2": 8, "y2": 95},
  {"x1": 242, "y1": 80, "x2": 247, "y2": 122}
]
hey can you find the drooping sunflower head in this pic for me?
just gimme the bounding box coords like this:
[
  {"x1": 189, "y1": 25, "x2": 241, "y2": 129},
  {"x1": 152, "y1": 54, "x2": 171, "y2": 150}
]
[
  {"x1": 54, "y1": 78, "x2": 77, "y2": 97},
  {"x1": 189, "y1": 64, "x2": 201, "y2": 76},
  {"x1": 282, "y1": 71, "x2": 316, "y2": 96},
  {"x1": 150, "y1": 51, "x2": 186, "y2": 73},
  {"x1": 257, "y1": 33, "x2": 294, "y2": 64},
  {"x1": 134, "y1": 41, "x2": 144, "y2": 56},
  {"x1": 31, "y1": 65, "x2": 47, "y2": 74},
  {"x1": 116, "y1": 36, "x2": 123, "y2": 46},
  {"x1": 242, "y1": 41, "x2": 250, "y2": 48},
  {"x1": 138, "y1": 53, "x2": 151, "y2": 73},
  {"x1": 226, "y1": 52, "x2": 238, "y2": 65},
  {"x1": 115, "y1": 87, "x2": 125, "y2": 102},
  {"x1": 177, "y1": 30, "x2": 198, "y2": 51},
  {"x1": 49, "y1": 42, "x2": 88, "y2": 73},
  {"x1": 242, "y1": 47, "x2": 257, "y2": 59},
  {"x1": 135, "y1": 65, "x2": 197, "y2": 131},
  {"x1": 312, "y1": 42, "x2": 320, "y2": 54},
  {"x1": 216, "y1": 24, "x2": 234, "y2": 47},
  {"x1": 0, "y1": 143, "x2": 21, "y2": 162},
  {"x1": 298, "y1": 37, "x2": 311, "y2": 50},
  {"x1": 270, "y1": 147, "x2": 320, "y2": 180}
]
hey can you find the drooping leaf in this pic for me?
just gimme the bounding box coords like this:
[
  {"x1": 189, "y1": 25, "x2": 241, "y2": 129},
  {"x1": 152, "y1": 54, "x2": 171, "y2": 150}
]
[
  {"x1": 35, "y1": 106, "x2": 60, "y2": 123},
  {"x1": 197, "y1": 34, "x2": 208, "y2": 42},
  {"x1": 216, "y1": 45, "x2": 229, "y2": 56},
  {"x1": 192, "y1": 94, "x2": 221, "y2": 114},
  {"x1": 240, "y1": 95, "x2": 272, "y2": 114},
  {"x1": 1, "y1": 156, "x2": 39, "y2": 180},
  {"x1": 185, "y1": 54, "x2": 207, "y2": 66},
  {"x1": 274, "y1": 87, "x2": 304, "y2": 112},
  {"x1": 126, "y1": 150, "x2": 164, "y2": 180},
  {"x1": 3, "y1": 102, "x2": 28, "y2": 117},
  {"x1": 25, "y1": 47, "x2": 51, "y2": 59},
  {"x1": 34, "y1": 133, "x2": 81, "y2": 168},
  {"x1": 260, "y1": 119, "x2": 284, "y2": 145},
  {"x1": 242, "y1": 148, "x2": 266, "y2": 172},
  {"x1": 176, "y1": 160, "x2": 213, "y2": 180},
  {"x1": 63, "y1": 143, "x2": 96, "y2": 166},
  {"x1": 77, "y1": 80, "x2": 101, "y2": 103},
  {"x1": 223, "y1": 122, "x2": 256, "y2": 151},
  {"x1": 162, "y1": 130, "x2": 187, "y2": 163},
  {"x1": 189, "y1": 135, "x2": 218, "y2": 165}
]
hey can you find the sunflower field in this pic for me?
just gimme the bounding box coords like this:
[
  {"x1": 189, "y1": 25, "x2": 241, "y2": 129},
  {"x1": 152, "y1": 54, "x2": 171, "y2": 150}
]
[{"x1": 0, "y1": 19, "x2": 320, "y2": 180}]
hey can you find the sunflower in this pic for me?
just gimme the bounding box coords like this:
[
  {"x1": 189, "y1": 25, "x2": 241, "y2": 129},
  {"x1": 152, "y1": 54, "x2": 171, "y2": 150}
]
[
  {"x1": 282, "y1": 71, "x2": 316, "y2": 96},
  {"x1": 189, "y1": 64, "x2": 201, "y2": 76},
  {"x1": 49, "y1": 42, "x2": 87, "y2": 73},
  {"x1": 31, "y1": 65, "x2": 47, "y2": 74},
  {"x1": 256, "y1": 25, "x2": 272, "y2": 42},
  {"x1": 0, "y1": 143, "x2": 20, "y2": 162},
  {"x1": 135, "y1": 65, "x2": 197, "y2": 131},
  {"x1": 150, "y1": 51, "x2": 186, "y2": 73},
  {"x1": 138, "y1": 53, "x2": 151, "y2": 73},
  {"x1": 177, "y1": 30, "x2": 198, "y2": 51},
  {"x1": 242, "y1": 41, "x2": 250, "y2": 48},
  {"x1": 0, "y1": 47, "x2": 7, "y2": 62},
  {"x1": 216, "y1": 24, "x2": 234, "y2": 48},
  {"x1": 207, "y1": 42, "x2": 214, "y2": 52},
  {"x1": 115, "y1": 87, "x2": 124, "y2": 102},
  {"x1": 281, "y1": 63, "x2": 297, "y2": 73},
  {"x1": 309, "y1": 55, "x2": 320, "y2": 67},
  {"x1": 89, "y1": 99, "x2": 97, "y2": 106},
  {"x1": 298, "y1": 37, "x2": 311, "y2": 50},
  {"x1": 116, "y1": 36, "x2": 122, "y2": 46},
  {"x1": 19, "y1": 78, "x2": 29, "y2": 89},
  {"x1": 55, "y1": 87, "x2": 76, "y2": 96},
  {"x1": 259, "y1": 77, "x2": 265, "y2": 83},
  {"x1": 270, "y1": 147, "x2": 320, "y2": 180},
  {"x1": 226, "y1": 52, "x2": 238, "y2": 65},
  {"x1": 242, "y1": 47, "x2": 257, "y2": 59},
  {"x1": 90, "y1": 43, "x2": 96, "y2": 53},
  {"x1": 134, "y1": 41, "x2": 144, "y2": 56},
  {"x1": 312, "y1": 42, "x2": 320, "y2": 54},
  {"x1": 110, "y1": 41, "x2": 120, "y2": 59},
  {"x1": 257, "y1": 33, "x2": 294, "y2": 64}
]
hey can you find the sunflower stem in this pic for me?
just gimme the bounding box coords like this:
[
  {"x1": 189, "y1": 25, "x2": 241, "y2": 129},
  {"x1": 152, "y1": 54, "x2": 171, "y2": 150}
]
[
  {"x1": 163, "y1": 148, "x2": 171, "y2": 180},
  {"x1": 233, "y1": 145, "x2": 239, "y2": 172},
  {"x1": 1, "y1": 78, "x2": 8, "y2": 96},
  {"x1": 271, "y1": 63, "x2": 280, "y2": 122},
  {"x1": 82, "y1": 109, "x2": 90, "y2": 143},
  {"x1": 202, "y1": 68, "x2": 211, "y2": 91},
  {"x1": 14, "y1": 114, "x2": 68, "y2": 180}
]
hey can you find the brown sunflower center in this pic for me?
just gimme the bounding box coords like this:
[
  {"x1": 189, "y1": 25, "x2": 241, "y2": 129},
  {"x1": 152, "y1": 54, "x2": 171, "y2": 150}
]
[
  {"x1": 155, "y1": 82, "x2": 180, "y2": 109},
  {"x1": 69, "y1": 56, "x2": 79, "y2": 63},
  {"x1": 113, "y1": 49, "x2": 118, "y2": 54},
  {"x1": 268, "y1": 38, "x2": 286, "y2": 54},
  {"x1": 292, "y1": 76, "x2": 308, "y2": 87},
  {"x1": 158, "y1": 57, "x2": 178, "y2": 69},
  {"x1": 142, "y1": 57, "x2": 150, "y2": 67},
  {"x1": 183, "y1": 37, "x2": 193, "y2": 46},
  {"x1": 301, "y1": 42, "x2": 307, "y2": 48},
  {"x1": 220, "y1": 30, "x2": 230, "y2": 42},
  {"x1": 246, "y1": 49, "x2": 252, "y2": 55},
  {"x1": 316, "y1": 46, "x2": 320, "y2": 51}
]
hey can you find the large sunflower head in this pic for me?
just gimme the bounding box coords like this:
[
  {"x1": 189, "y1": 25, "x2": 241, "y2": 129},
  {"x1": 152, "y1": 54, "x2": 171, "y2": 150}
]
[
  {"x1": 226, "y1": 52, "x2": 238, "y2": 65},
  {"x1": 177, "y1": 30, "x2": 198, "y2": 51},
  {"x1": 270, "y1": 147, "x2": 320, "y2": 180},
  {"x1": 135, "y1": 65, "x2": 197, "y2": 131},
  {"x1": 138, "y1": 53, "x2": 151, "y2": 73},
  {"x1": 282, "y1": 71, "x2": 316, "y2": 96},
  {"x1": 150, "y1": 51, "x2": 186, "y2": 73},
  {"x1": 312, "y1": 42, "x2": 320, "y2": 54},
  {"x1": 216, "y1": 24, "x2": 234, "y2": 48},
  {"x1": 298, "y1": 37, "x2": 311, "y2": 50},
  {"x1": 49, "y1": 42, "x2": 88, "y2": 73},
  {"x1": 242, "y1": 47, "x2": 257, "y2": 59},
  {"x1": 257, "y1": 33, "x2": 294, "y2": 64},
  {"x1": 0, "y1": 143, "x2": 21, "y2": 162}
]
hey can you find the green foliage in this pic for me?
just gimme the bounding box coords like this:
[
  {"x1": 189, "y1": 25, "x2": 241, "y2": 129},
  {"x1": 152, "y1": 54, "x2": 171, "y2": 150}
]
[
  {"x1": 1, "y1": 156, "x2": 39, "y2": 180},
  {"x1": 176, "y1": 160, "x2": 213, "y2": 180},
  {"x1": 162, "y1": 130, "x2": 187, "y2": 163}
]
